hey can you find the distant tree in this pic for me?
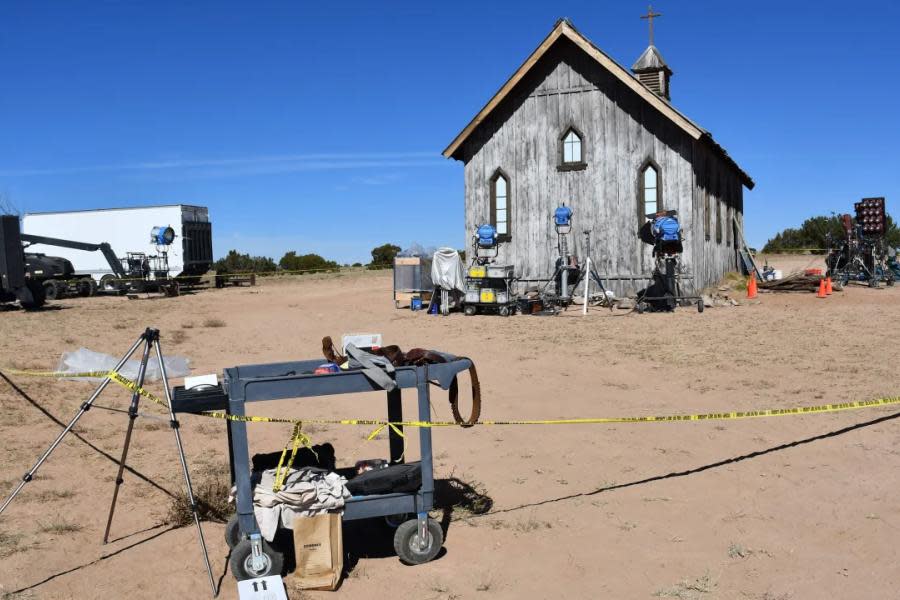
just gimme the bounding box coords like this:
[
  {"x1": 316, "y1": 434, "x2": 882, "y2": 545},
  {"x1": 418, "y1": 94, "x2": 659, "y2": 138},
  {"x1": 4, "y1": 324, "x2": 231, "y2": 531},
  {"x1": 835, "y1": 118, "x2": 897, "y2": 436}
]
[
  {"x1": 762, "y1": 213, "x2": 900, "y2": 253},
  {"x1": 369, "y1": 243, "x2": 401, "y2": 268},
  {"x1": 279, "y1": 251, "x2": 339, "y2": 273},
  {"x1": 214, "y1": 249, "x2": 277, "y2": 273},
  {"x1": 351, "y1": 262, "x2": 363, "y2": 267}
]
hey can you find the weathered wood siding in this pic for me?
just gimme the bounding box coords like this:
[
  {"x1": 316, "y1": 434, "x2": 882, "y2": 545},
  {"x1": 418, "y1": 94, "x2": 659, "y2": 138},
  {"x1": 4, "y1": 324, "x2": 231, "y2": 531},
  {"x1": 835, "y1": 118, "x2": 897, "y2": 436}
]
[{"x1": 460, "y1": 38, "x2": 742, "y2": 294}]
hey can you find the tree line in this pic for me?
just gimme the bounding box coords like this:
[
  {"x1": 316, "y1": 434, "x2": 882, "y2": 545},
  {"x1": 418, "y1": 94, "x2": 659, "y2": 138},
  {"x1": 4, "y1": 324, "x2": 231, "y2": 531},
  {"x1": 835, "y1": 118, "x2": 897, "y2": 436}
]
[
  {"x1": 213, "y1": 243, "x2": 405, "y2": 274},
  {"x1": 762, "y1": 213, "x2": 900, "y2": 253}
]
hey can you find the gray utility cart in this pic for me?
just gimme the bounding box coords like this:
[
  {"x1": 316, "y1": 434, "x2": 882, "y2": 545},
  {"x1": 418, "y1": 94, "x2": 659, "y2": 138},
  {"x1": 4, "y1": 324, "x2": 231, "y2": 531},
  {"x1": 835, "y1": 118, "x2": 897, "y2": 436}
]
[{"x1": 171, "y1": 353, "x2": 473, "y2": 581}]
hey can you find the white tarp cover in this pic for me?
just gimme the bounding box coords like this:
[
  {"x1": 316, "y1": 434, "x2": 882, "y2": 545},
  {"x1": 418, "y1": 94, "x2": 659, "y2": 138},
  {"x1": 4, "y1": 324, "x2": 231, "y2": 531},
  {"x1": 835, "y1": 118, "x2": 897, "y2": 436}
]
[
  {"x1": 56, "y1": 347, "x2": 191, "y2": 381},
  {"x1": 431, "y1": 247, "x2": 466, "y2": 292}
]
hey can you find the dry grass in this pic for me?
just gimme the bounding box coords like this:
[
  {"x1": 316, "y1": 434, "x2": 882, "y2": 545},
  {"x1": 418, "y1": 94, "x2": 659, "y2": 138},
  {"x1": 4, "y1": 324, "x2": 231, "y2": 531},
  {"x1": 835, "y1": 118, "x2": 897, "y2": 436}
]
[
  {"x1": 202, "y1": 318, "x2": 226, "y2": 328},
  {"x1": 139, "y1": 419, "x2": 165, "y2": 431},
  {"x1": 501, "y1": 514, "x2": 552, "y2": 533},
  {"x1": 475, "y1": 573, "x2": 496, "y2": 592},
  {"x1": 0, "y1": 530, "x2": 25, "y2": 558},
  {"x1": 166, "y1": 470, "x2": 231, "y2": 527},
  {"x1": 728, "y1": 542, "x2": 751, "y2": 559},
  {"x1": 654, "y1": 571, "x2": 716, "y2": 599},
  {"x1": 38, "y1": 516, "x2": 83, "y2": 535},
  {"x1": 435, "y1": 473, "x2": 493, "y2": 520},
  {"x1": 284, "y1": 582, "x2": 314, "y2": 599},
  {"x1": 193, "y1": 421, "x2": 221, "y2": 436},
  {"x1": 721, "y1": 271, "x2": 748, "y2": 291},
  {"x1": 33, "y1": 489, "x2": 75, "y2": 502}
]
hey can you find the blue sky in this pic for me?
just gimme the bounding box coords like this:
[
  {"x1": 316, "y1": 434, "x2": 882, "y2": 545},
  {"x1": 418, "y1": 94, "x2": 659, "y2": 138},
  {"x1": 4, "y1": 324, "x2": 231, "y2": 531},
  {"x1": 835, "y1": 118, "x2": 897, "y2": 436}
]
[{"x1": 1, "y1": 1, "x2": 898, "y2": 262}]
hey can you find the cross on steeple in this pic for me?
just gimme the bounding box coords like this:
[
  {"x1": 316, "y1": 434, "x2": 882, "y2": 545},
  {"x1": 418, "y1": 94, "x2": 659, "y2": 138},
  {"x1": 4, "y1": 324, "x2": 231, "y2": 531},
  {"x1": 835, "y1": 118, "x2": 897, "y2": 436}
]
[{"x1": 640, "y1": 4, "x2": 662, "y2": 46}]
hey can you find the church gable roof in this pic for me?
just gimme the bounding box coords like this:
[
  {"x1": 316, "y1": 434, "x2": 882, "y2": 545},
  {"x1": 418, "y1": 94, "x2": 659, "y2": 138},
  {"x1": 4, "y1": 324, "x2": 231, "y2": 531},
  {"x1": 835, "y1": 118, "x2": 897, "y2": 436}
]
[{"x1": 443, "y1": 19, "x2": 753, "y2": 190}]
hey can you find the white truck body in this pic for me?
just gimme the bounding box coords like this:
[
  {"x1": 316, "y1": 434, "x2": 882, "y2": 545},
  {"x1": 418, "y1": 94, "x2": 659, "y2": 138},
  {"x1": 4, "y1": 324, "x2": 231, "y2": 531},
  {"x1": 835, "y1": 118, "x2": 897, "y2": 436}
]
[{"x1": 23, "y1": 205, "x2": 213, "y2": 282}]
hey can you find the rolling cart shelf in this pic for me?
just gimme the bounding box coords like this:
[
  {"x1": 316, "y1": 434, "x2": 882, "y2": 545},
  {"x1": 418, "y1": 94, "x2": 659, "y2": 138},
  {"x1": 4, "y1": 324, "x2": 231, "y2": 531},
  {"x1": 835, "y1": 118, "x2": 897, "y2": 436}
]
[
  {"x1": 461, "y1": 270, "x2": 517, "y2": 317},
  {"x1": 172, "y1": 353, "x2": 473, "y2": 579}
]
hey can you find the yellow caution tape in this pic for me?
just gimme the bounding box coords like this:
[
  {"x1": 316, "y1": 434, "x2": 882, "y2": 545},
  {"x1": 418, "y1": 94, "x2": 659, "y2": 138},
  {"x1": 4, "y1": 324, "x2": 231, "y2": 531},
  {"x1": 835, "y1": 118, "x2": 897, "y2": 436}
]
[
  {"x1": 106, "y1": 370, "x2": 170, "y2": 409},
  {"x1": 200, "y1": 396, "x2": 900, "y2": 433},
  {"x1": 272, "y1": 422, "x2": 315, "y2": 492},
  {"x1": 6, "y1": 368, "x2": 113, "y2": 378},
  {"x1": 6, "y1": 368, "x2": 900, "y2": 434}
]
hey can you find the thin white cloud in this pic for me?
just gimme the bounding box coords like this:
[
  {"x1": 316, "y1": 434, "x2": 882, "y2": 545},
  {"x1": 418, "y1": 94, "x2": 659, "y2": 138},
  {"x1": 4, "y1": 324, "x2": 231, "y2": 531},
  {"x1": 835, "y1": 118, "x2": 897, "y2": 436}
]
[{"x1": 0, "y1": 152, "x2": 443, "y2": 177}]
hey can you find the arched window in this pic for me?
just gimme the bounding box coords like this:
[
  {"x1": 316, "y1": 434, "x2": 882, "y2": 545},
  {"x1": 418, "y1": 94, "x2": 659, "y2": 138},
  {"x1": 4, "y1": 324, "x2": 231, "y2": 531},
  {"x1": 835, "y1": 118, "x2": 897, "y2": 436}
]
[
  {"x1": 558, "y1": 127, "x2": 586, "y2": 171},
  {"x1": 639, "y1": 161, "x2": 660, "y2": 222},
  {"x1": 490, "y1": 171, "x2": 510, "y2": 240},
  {"x1": 563, "y1": 130, "x2": 582, "y2": 163},
  {"x1": 704, "y1": 174, "x2": 711, "y2": 241},
  {"x1": 643, "y1": 164, "x2": 658, "y2": 214}
]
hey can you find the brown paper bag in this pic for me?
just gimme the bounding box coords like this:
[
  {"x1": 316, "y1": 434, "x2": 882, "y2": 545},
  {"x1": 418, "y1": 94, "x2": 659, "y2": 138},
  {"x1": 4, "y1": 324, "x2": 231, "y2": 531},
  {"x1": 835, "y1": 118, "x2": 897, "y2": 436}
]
[{"x1": 291, "y1": 513, "x2": 343, "y2": 591}]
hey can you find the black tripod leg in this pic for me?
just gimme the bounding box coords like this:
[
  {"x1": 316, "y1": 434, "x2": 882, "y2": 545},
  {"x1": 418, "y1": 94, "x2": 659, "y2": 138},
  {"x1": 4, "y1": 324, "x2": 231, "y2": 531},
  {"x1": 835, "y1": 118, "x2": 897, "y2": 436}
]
[
  {"x1": 0, "y1": 334, "x2": 147, "y2": 517},
  {"x1": 153, "y1": 339, "x2": 217, "y2": 597},
  {"x1": 102, "y1": 332, "x2": 154, "y2": 543}
]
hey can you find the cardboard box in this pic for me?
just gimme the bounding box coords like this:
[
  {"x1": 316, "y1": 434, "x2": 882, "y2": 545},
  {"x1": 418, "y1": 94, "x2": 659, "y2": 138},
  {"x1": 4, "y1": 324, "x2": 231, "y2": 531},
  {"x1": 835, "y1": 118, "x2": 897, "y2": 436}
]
[{"x1": 291, "y1": 513, "x2": 343, "y2": 591}]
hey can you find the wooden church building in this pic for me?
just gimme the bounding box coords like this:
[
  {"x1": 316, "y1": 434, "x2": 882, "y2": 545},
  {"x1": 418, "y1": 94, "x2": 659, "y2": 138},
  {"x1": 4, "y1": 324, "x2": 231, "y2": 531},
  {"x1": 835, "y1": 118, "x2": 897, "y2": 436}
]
[{"x1": 443, "y1": 19, "x2": 754, "y2": 294}]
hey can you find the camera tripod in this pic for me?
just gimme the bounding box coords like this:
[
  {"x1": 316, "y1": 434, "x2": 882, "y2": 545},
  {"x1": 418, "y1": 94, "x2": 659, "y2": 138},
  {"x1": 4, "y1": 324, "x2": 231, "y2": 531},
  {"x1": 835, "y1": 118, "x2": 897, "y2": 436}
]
[{"x1": 0, "y1": 328, "x2": 217, "y2": 596}]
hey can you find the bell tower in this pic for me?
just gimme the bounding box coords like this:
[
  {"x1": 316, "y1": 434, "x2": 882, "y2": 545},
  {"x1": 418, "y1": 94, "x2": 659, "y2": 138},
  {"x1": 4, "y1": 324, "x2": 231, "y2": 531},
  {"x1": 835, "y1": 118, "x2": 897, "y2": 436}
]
[{"x1": 632, "y1": 5, "x2": 672, "y2": 100}]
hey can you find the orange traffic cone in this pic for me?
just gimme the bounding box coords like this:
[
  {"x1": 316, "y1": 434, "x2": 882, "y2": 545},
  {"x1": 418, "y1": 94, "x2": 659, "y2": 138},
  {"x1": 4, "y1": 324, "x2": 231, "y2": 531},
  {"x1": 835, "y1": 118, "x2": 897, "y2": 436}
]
[
  {"x1": 825, "y1": 277, "x2": 833, "y2": 295},
  {"x1": 817, "y1": 278, "x2": 827, "y2": 298},
  {"x1": 747, "y1": 276, "x2": 758, "y2": 299}
]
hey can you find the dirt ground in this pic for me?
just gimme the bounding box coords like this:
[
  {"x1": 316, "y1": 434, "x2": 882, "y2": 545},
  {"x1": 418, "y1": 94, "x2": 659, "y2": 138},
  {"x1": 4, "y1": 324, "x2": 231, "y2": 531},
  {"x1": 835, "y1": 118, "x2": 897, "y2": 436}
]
[{"x1": 1, "y1": 256, "x2": 898, "y2": 600}]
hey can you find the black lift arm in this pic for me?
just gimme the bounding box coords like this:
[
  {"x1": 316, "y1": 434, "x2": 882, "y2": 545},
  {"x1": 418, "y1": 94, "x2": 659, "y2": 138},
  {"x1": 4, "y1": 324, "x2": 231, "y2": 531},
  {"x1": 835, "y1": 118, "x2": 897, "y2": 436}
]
[{"x1": 20, "y1": 234, "x2": 127, "y2": 279}]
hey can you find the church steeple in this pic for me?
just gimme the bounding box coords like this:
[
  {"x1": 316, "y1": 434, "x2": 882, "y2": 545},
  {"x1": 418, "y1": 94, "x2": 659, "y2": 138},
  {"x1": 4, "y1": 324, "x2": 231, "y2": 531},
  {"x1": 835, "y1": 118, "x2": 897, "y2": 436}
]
[{"x1": 632, "y1": 5, "x2": 672, "y2": 100}]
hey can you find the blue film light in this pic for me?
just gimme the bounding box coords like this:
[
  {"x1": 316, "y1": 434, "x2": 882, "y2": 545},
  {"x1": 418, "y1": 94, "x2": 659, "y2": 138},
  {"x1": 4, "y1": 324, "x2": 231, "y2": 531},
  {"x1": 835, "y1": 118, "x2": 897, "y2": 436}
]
[
  {"x1": 554, "y1": 205, "x2": 572, "y2": 227},
  {"x1": 476, "y1": 224, "x2": 497, "y2": 247},
  {"x1": 151, "y1": 225, "x2": 176, "y2": 245},
  {"x1": 652, "y1": 215, "x2": 681, "y2": 242}
]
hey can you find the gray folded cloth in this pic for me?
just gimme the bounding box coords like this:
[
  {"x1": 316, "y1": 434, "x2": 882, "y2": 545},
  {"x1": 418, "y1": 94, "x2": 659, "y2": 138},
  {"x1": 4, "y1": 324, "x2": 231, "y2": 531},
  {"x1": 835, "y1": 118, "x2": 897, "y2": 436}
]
[
  {"x1": 345, "y1": 344, "x2": 397, "y2": 391},
  {"x1": 242, "y1": 467, "x2": 350, "y2": 542}
]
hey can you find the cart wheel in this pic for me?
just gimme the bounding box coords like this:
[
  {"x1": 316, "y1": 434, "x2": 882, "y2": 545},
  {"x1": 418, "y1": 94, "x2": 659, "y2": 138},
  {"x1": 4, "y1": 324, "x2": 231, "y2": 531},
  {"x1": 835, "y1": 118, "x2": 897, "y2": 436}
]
[
  {"x1": 384, "y1": 513, "x2": 414, "y2": 529},
  {"x1": 636, "y1": 303, "x2": 644, "y2": 315},
  {"x1": 464, "y1": 305, "x2": 476, "y2": 316},
  {"x1": 499, "y1": 306, "x2": 510, "y2": 317},
  {"x1": 394, "y1": 518, "x2": 443, "y2": 565},
  {"x1": 888, "y1": 277, "x2": 896, "y2": 287},
  {"x1": 224, "y1": 514, "x2": 242, "y2": 549},
  {"x1": 697, "y1": 300, "x2": 704, "y2": 313},
  {"x1": 395, "y1": 300, "x2": 401, "y2": 309},
  {"x1": 869, "y1": 278, "x2": 879, "y2": 288},
  {"x1": 229, "y1": 538, "x2": 283, "y2": 581}
]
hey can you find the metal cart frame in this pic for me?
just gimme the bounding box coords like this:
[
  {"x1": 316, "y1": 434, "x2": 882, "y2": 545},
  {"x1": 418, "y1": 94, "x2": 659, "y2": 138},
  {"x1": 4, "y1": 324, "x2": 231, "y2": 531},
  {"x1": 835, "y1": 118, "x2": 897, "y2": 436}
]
[
  {"x1": 462, "y1": 273, "x2": 517, "y2": 317},
  {"x1": 171, "y1": 354, "x2": 473, "y2": 577}
]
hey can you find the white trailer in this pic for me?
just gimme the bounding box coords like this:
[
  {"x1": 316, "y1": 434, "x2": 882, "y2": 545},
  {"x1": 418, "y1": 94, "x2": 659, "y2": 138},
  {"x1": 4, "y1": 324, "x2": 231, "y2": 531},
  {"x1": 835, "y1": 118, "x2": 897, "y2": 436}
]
[{"x1": 23, "y1": 205, "x2": 213, "y2": 285}]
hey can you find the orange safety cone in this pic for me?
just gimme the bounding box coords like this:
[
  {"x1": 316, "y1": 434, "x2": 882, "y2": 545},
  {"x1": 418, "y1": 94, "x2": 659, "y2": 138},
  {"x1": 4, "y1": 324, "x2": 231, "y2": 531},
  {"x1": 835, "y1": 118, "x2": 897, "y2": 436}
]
[
  {"x1": 825, "y1": 276, "x2": 833, "y2": 295},
  {"x1": 817, "y1": 278, "x2": 827, "y2": 298},
  {"x1": 747, "y1": 276, "x2": 758, "y2": 299}
]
